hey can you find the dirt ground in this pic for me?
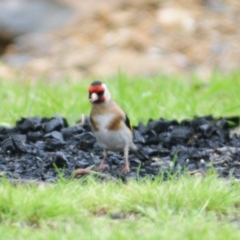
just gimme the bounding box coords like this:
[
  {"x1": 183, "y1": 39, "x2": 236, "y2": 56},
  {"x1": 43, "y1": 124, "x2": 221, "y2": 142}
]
[{"x1": 0, "y1": 0, "x2": 240, "y2": 80}]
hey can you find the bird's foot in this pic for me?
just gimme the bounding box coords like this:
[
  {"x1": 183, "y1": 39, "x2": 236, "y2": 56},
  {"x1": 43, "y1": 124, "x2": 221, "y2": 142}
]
[
  {"x1": 121, "y1": 165, "x2": 130, "y2": 173},
  {"x1": 98, "y1": 163, "x2": 106, "y2": 171}
]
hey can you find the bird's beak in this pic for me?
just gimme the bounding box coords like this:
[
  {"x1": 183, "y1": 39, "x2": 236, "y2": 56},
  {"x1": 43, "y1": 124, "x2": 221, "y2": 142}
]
[{"x1": 89, "y1": 92, "x2": 98, "y2": 103}]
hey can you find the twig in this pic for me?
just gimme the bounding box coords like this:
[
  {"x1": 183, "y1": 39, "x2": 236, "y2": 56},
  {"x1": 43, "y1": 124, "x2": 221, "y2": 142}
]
[
  {"x1": 188, "y1": 169, "x2": 206, "y2": 176},
  {"x1": 75, "y1": 165, "x2": 119, "y2": 182}
]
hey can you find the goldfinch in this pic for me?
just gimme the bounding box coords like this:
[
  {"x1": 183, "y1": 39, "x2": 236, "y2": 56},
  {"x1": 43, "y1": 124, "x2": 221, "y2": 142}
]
[{"x1": 88, "y1": 81, "x2": 147, "y2": 173}]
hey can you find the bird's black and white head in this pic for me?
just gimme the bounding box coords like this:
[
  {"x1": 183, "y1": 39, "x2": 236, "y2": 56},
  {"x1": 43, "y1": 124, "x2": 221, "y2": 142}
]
[{"x1": 88, "y1": 81, "x2": 111, "y2": 104}]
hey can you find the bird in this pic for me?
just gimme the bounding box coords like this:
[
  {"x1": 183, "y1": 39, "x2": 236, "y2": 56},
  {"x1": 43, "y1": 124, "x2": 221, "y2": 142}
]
[{"x1": 88, "y1": 80, "x2": 148, "y2": 173}]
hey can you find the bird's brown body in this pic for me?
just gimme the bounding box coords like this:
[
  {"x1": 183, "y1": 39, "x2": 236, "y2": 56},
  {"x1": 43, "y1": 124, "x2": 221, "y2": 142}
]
[
  {"x1": 88, "y1": 81, "x2": 147, "y2": 173},
  {"x1": 90, "y1": 100, "x2": 134, "y2": 152}
]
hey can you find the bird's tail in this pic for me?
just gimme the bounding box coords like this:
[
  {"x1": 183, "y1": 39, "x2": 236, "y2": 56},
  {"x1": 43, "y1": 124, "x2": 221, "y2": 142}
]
[{"x1": 130, "y1": 145, "x2": 149, "y2": 161}]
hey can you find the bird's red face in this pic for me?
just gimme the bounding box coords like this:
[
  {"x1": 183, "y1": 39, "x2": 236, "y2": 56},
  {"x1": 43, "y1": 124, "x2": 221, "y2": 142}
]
[{"x1": 88, "y1": 81, "x2": 106, "y2": 104}]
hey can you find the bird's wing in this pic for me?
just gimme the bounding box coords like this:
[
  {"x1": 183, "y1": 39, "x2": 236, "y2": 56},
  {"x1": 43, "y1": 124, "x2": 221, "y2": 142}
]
[{"x1": 124, "y1": 113, "x2": 132, "y2": 131}]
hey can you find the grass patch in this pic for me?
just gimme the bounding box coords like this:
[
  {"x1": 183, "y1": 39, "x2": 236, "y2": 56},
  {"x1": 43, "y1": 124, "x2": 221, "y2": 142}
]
[
  {"x1": 0, "y1": 71, "x2": 240, "y2": 126},
  {"x1": 0, "y1": 71, "x2": 240, "y2": 238},
  {"x1": 0, "y1": 175, "x2": 240, "y2": 239}
]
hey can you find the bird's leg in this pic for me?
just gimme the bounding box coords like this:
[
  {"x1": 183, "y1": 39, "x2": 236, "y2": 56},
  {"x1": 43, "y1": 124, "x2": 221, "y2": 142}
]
[
  {"x1": 98, "y1": 149, "x2": 108, "y2": 170},
  {"x1": 121, "y1": 146, "x2": 130, "y2": 173}
]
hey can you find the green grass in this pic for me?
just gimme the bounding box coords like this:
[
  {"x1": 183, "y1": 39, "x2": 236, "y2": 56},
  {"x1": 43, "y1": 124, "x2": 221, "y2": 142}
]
[
  {"x1": 1, "y1": 71, "x2": 240, "y2": 239},
  {"x1": 1, "y1": 176, "x2": 240, "y2": 239},
  {"x1": 0, "y1": 71, "x2": 240, "y2": 126}
]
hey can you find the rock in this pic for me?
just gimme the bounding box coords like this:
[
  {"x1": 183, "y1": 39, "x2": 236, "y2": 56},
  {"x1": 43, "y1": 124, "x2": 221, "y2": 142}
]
[
  {"x1": 0, "y1": 114, "x2": 240, "y2": 182},
  {"x1": 0, "y1": 0, "x2": 74, "y2": 41},
  {"x1": 157, "y1": 7, "x2": 196, "y2": 32}
]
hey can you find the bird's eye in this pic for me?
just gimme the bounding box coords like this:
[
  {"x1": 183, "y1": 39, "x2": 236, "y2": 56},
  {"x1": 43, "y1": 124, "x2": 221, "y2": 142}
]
[{"x1": 98, "y1": 91, "x2": 104, "y2": 96}]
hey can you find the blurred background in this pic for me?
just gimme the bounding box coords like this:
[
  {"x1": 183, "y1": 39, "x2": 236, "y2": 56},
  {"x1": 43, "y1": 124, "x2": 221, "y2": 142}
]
[{"x1": 0, "y1": 0, "x2": 239, "y2": 81}]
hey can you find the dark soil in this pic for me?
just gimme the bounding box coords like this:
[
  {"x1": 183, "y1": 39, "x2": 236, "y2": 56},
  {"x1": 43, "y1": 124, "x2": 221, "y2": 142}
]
[{"x1": 0, "y1": 115, "x2": 240, "y2": 183}]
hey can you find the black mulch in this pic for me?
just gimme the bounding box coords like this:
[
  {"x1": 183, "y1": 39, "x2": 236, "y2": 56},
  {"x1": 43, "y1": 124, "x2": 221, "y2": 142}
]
[{"x1": 0, "y1": 115, "x2": 240, "y2": 183}]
